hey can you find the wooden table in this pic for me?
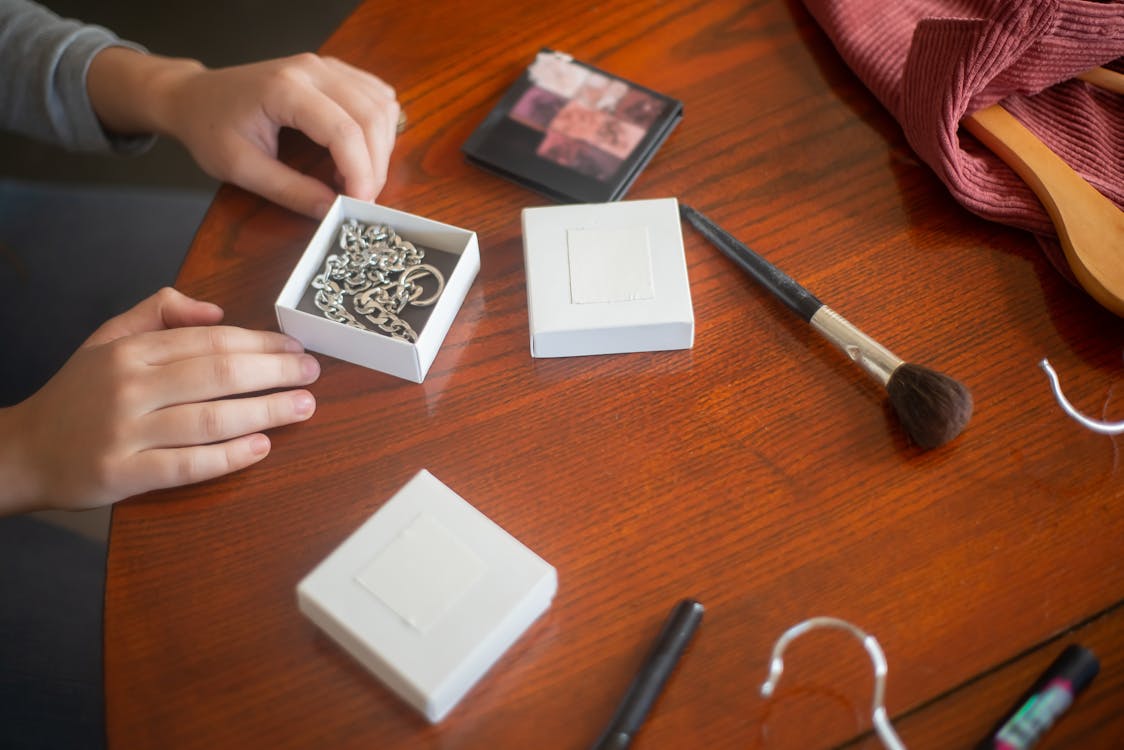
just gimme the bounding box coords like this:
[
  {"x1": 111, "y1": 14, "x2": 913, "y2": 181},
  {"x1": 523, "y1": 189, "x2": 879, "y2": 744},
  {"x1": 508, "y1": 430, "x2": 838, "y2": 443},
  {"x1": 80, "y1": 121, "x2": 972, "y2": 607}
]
[{"x1": 104, "y1": 1, "x2": 1124, "y2": 747}]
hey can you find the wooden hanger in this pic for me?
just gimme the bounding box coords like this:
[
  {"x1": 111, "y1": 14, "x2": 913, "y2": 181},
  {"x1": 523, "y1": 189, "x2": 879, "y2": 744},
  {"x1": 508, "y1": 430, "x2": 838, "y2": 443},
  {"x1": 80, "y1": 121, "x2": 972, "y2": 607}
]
[{"x1": 962, "y1": 67, "x2": 1124, "y2": 316}]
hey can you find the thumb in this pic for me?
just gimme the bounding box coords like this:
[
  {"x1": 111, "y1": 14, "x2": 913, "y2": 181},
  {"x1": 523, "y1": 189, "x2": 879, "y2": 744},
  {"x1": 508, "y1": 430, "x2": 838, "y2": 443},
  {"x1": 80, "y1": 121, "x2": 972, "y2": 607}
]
[{"x1": 84, "y1": 287, "x2": 224, "y2": 347}]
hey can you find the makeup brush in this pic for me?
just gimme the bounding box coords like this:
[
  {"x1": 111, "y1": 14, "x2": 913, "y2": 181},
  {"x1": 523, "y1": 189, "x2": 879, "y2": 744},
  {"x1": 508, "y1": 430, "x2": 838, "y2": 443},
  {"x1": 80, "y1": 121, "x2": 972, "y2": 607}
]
[{"x1": 680, "y1": 203, "x2": 972, "y2": 449}]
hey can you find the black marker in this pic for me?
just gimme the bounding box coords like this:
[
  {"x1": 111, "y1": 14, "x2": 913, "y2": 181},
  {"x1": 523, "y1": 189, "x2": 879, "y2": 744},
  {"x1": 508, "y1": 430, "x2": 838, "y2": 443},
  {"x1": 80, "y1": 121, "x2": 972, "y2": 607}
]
[
  {"x1": 976, "y1": 644, "x2": 1099, "y2": 750},
  {"x1": 591, "y1": 599, "x2": 705, "y2": 750}
]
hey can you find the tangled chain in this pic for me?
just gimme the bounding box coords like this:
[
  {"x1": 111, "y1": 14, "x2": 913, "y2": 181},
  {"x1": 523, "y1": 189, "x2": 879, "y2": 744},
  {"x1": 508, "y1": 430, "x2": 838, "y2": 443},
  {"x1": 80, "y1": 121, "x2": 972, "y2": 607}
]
[{"x1": 311, "y1": 219, "x2": 445, "y2": 342}]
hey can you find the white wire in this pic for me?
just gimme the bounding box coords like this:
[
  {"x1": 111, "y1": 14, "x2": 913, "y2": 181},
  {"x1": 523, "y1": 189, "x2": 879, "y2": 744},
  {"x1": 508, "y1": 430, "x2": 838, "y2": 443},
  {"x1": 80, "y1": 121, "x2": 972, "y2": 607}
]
[
  {"x1": 1040, "y1": 359, "x2": 1124, "y2": 435},
  {"x1": 760, "y1": 617, "x2": 906, "y2": 750}
]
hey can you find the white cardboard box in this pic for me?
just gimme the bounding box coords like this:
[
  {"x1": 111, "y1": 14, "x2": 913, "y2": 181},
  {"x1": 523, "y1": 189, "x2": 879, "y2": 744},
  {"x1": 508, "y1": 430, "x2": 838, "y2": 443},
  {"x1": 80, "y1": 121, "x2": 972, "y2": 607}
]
[
  {"x1": 522, "y1": 197, "x2": 694, "y2": 357},
  {"x1": 276, "y1": 196, "x2": 480, "y2": 382},
  {"x1": 297, "y1": 470, "x2": 557, "y2": 723}
]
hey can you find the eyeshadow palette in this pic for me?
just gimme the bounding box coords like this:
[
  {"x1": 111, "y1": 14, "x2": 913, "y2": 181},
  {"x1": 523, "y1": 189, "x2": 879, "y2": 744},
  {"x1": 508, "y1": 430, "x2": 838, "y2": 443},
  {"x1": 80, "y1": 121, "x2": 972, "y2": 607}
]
[{"x1": 462, "y1": 50, "x2": 683, "y2": 203}]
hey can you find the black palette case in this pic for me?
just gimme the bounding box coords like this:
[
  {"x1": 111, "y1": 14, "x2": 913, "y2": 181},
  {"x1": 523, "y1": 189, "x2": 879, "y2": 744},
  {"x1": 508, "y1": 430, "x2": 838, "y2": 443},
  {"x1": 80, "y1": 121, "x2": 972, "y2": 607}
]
[{"x1": 462, "y1": 50, "x2": 683, "y2": 203}]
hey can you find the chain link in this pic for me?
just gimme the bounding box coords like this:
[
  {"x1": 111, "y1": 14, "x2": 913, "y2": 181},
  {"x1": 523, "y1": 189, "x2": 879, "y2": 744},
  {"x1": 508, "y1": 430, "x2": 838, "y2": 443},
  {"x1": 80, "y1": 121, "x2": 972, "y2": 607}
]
[{"x1": 310, "y1": 219, "x2": 446, "y2": 343}]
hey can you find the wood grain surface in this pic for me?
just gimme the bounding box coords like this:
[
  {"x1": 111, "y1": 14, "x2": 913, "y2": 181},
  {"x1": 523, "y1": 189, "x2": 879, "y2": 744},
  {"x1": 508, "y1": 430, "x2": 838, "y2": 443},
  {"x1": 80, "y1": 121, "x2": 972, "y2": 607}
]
[{"x1": 104, "y1": 1, "x2": 1124, "y2": 748}]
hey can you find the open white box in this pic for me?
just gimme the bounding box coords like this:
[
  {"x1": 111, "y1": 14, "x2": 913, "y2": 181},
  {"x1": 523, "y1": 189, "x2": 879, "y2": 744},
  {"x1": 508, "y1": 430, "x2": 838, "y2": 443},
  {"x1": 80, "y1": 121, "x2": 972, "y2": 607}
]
[
  {"x1": 276, "y1": 196, "x2": 480, "y2": 382},
  {"x1": 522, "y1": 197, "x2": 694, "y2": 358},
  {"x1": 297, "y1": 470, "x2": 557, "y2": 723}
]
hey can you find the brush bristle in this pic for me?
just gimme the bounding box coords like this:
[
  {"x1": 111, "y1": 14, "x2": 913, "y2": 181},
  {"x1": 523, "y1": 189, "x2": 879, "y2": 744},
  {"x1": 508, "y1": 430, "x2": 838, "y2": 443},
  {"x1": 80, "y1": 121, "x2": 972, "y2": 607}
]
[{"x1": 886, "y1": 363, "x2": 973, "y2": 449}]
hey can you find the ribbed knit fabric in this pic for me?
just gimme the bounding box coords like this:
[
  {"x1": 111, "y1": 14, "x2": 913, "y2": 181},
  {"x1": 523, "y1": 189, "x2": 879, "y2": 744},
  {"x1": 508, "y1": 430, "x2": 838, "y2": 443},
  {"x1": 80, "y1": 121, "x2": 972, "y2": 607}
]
[{"x1": 803, "y1": 0, "x2": 1124, "y2": 279}]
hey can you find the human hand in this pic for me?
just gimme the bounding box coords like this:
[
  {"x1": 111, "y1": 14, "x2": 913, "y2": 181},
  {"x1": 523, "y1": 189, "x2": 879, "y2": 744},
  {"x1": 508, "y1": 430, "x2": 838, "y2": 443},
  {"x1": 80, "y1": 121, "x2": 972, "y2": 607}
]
[
  {"x1": 0, "y1": 288, "x2": 320, "y2": 514},
  {"x1": 89, "y1": 50, "x2": 400, "y2": 218},
  {"x1": 163, "y1": 54, "x2": 399, "y2": 217}
]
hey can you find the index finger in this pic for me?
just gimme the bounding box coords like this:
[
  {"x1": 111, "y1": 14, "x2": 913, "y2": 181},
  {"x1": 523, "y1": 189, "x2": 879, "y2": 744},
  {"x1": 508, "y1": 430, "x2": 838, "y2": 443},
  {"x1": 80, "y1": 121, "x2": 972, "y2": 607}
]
[
  {"x1": 313, "y1": 76, "x2": 399, "y2": 198},
  {"x1": 132, "y1": 325, "x2": 304, "y2": 366},
  {"x1": 268, "y1": 80, "x2": 377, "y2": 201}
]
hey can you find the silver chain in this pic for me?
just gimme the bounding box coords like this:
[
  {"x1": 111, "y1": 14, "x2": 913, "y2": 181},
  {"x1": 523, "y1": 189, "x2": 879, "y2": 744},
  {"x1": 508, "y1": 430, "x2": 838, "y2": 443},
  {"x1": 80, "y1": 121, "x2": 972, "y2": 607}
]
[{"x1": 311, "y1": 219, "x2": 445, "y2": 342}]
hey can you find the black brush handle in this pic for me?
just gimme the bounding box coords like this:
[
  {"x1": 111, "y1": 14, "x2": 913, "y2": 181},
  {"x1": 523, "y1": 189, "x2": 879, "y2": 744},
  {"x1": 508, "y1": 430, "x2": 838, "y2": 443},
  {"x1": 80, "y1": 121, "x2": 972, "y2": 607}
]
[{"x1": 680, "y1": 203, "x2": 822, "y2": 322}]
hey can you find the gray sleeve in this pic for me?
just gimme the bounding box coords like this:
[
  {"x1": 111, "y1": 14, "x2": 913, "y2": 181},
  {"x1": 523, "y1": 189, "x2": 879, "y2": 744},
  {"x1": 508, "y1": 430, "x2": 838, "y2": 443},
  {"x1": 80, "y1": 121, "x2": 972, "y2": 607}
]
[{"x1": 0, "y1": 0, "x2": 156, "y2": 153}]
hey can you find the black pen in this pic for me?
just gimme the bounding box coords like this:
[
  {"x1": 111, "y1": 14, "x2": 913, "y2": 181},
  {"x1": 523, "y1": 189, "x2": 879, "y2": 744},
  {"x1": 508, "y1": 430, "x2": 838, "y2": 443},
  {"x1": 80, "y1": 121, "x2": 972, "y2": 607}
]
[
  {"x1": 975, "y1": 644, "x2": 1099, "y2": 750},
  {"x1": 591, "y1": 599, "x2": 705, "y2": 750}
]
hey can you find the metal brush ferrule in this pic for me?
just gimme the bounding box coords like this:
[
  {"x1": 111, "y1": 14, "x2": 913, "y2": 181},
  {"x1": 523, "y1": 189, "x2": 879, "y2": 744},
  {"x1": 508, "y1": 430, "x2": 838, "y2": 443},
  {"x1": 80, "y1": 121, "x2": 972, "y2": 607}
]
[{"x1": 810, "y1": 306, "x2": 903, "y2": 387}]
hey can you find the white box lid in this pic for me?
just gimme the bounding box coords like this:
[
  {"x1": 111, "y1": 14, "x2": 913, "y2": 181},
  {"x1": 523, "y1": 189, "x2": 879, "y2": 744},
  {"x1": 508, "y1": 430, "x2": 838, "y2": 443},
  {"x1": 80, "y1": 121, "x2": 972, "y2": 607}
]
[
  {"x1": 522, "y1": 197, "x2": 694, "y2": 357},
  {"x1": 297, "y1": 470, "x2": 556, "y2": 723}
]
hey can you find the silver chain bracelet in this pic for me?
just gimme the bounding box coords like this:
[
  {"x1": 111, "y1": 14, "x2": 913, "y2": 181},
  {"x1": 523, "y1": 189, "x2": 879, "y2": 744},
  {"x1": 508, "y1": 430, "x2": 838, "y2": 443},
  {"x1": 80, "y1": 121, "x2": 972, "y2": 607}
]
[{"x1": 310, "y1": 219, "x2": 446, "y2": 342}]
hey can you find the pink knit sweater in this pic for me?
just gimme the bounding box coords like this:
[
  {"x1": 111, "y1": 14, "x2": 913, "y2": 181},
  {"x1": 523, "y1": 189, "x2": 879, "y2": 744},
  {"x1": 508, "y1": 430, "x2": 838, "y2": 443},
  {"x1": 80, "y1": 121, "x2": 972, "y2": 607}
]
[{"x1": 802, "y1": 0, "x2": 1124, "y2": 279}]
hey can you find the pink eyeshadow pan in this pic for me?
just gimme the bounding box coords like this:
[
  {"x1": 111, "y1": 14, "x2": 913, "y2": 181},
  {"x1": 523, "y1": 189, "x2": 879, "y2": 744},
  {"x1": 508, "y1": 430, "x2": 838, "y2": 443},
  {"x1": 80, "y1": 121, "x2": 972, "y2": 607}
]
[
  {"x1": 590, "y1": 116, "x2": 646, "y2": 160},
  {"x1": 575, "y1": 72, "x2": 611, "y2": 107},
  {"x1": 548, "y1": 101, "x2": 603, "y2": 143},
  {"x1": 596, "y1": 80, "x2": 630, "y2": 111},
  {"x1": 614, "y1": 88, "x2": 666, "y2": 129},
  {"x1": 509, "y1": 86, "x2": 569, "y2": 132},
  {"x1": 527, "y1": 54, "x2": 589, "y2": 98},
  {"x1": 535, "y1": 131, "x2": 622, "y2": 181}
]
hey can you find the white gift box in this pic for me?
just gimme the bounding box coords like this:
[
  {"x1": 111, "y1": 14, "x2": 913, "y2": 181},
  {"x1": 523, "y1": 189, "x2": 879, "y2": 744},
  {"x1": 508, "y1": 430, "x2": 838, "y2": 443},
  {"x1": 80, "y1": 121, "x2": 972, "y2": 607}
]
[
  {"x1": 521, "y1": 197, "x2": 694, "y2": 357},
  {"x1": 276, "y1": 196, "x2": 480, "y2": 382},
  {"x1": 297, "y1": 470, "x2": 557, "y2": 723}
]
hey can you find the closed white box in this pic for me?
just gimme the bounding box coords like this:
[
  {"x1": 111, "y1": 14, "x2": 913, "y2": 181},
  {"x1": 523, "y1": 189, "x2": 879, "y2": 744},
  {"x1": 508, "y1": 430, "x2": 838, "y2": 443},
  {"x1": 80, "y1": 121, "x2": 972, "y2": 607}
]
[
  {"x1": 522, "y1": 197, "x2": 694, "y2": 357},
  {"x1": 276, "y1": 196, "x2": 480, "y2": 382},
  {"x1": 297, "y1": 470, "x2": 557, "y2": 723}
]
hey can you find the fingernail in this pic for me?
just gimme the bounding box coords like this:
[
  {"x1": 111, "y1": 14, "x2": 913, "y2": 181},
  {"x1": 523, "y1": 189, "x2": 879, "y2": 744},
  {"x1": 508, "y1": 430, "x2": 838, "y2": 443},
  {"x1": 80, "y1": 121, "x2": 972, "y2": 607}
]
[
  {"x1": 250, "y1": 434, "x2": 270, "y2": 455},
  {"x1": 300, "y1": 354, "x2": 321, "y2": 381},
  {"x1": 284, "y1": 337, "x2": 305, "y2": 353},
  {"x1": 293, "y1": 392, "x2": 315, "y2": 418}
]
